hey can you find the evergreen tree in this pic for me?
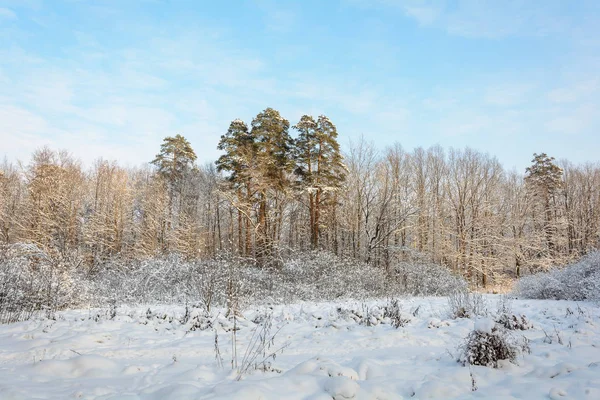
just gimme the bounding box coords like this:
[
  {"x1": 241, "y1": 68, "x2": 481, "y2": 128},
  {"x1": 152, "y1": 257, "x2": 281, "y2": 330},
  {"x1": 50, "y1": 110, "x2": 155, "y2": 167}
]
[
  {"x1": 250, "y1": 108, "x2": 293, "y2": 263},
  {"x1": 293, "y1": 115, "x2": 346, "y2": 249},
  {"x1": 525, "y1": 153, "x2": 563, "y2": 195},
  {"x1": 151, "y1": 134, "x2": 197, "y2": 195},
  {"x1": 525, "y1": 153, "x2": 563, "y2": 256},
  {"x1": 251, "y1": 108, "x2": 293, "y2": 190},
  {"x1": 216, "y1": 120, "x2": 255, "y2": 187},
  {"x1": 216, "y1": 119, "x2": 256, "y2": 255}
]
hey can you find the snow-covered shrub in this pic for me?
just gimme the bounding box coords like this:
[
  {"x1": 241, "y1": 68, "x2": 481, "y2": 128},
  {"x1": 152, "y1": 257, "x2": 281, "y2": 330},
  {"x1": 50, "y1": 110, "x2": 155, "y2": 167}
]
[
  {"x1": 334, "y1": 300, "x2": 411, "y2": 328},
  {"x1": 458, "y1": 320, "x2": 525, "y2": 368},
  {"x1": 493, "y1": 295, "x2": 531, "y2": 330},
  {"x1": 279, "y1": 251, "x2": 464, "y2": 302},
  {"x1": 515, "y1": 273, "x2": 564, "y2": 300},
  {"x1": 495, "y1": 313, "x2": 532, "y2": 331},
  {"x1": 394, "y1": 260, "x2": 467, "y2": 296},
  {"x1": 515, "y1": 251, "x2": 600, "y2": 301},
  {"x1": 383, "y1": 299, "x2": 411, "y2": 328},
  {"x1": 0, "y1": 246, "x2": 476, "y2": 318},
  {"x1": 83, "y1": 250, "x2": 470, "y2": 308},
  {"x1": 188, "y1": 311, "x2": 213, "y2": 331},
  {"x1": 358, "y1": 304, "x2": 381, "y2": 327},
  {"x1": 87, "y1": 254, "x2": 233, "y2": 307},
  {"x1": 192, "y1": 260, "x2": 228, "y2": 312},
  {"x1": 495, "y1": 295, "x2": 512, "y2": 315},
  {"x1": 335, "y1": 306, "x2": 363, "y2": 323},
  {"x1": 0, "y1": 244, "x2": 87, "y2": 324},
  {"x1": 235, "y1": 312, "x2": 286, "y2": 379},
  {"x1": 448, "y1": 289, "x2": 488, "y2": 319},
  {"x1": 86, "y1": 251, "x2": 394, "y2": 308},
  {"x1": 277, "y1": 251, "x2": 392, "y2": 302}
]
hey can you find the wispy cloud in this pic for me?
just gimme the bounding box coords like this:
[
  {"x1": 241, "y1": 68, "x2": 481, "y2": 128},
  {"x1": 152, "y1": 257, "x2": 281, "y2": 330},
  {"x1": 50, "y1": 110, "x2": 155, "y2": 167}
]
[
  {"x1": 547, "y1": 79, "x2": 599, "y2": 103},
  {"x1": 545, "y1": 103, "x2": 598, "y2": 135},
  {"x1": 361, "y1": 0, "x2": 587, "y2": 39},
  {"x1": 0, "y1": 7, "x2": 16, "y2": 19},
  {"x1": 1, "y1": 0, "x2": 600, "y2": 171},
  {"x1": 484, "y1": 83, "x2": 535, "y2": 107},
  {"x1": 403, "y1": 4, "x2": 441, "y2": 26}
]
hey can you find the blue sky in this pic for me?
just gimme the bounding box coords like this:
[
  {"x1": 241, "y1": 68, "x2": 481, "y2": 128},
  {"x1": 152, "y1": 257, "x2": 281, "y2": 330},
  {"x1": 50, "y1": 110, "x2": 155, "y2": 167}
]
[{"x1": 1, "y1": 0, "x2": 599, "y2": 171}]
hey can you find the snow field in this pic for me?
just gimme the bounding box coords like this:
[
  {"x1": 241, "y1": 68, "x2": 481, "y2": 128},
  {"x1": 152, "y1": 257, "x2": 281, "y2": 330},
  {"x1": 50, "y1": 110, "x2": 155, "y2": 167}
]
[{"x1": 0, "y1": 296, "x2": 599, "y2": 399}]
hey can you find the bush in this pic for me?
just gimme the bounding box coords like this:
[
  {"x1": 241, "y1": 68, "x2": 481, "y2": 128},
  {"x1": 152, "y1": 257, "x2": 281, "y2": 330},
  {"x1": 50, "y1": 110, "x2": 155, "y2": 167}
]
[
  {"x1": 458, "y1": 320, "x2": 527, "y2": 368},
  {"x1": 277, "y1": 251, "x2": 392, "y2": 302},
  {"x1": 0, "y1": 244, "x2": 87, "y2": 324},
  {"x1": 383, "y1": 299, "x2": 411, "y2": 328},
  {"x1": 87, "y1": 254, "x2": 233, "y2": 307},
  {"x1": 515, "y1": 251, "x2": 600, "y2": 301},
  {"x1": 0, "y1": 247, "x2": 472, "y2": 323},
  {"x1": 82, "y1": 251, "x2": 393, "y2": 307},
  {"x1": 493, "y1": 294, "x2": 532, "y2": 330},
  {"x1": 448, "y1": 289, "x2": 488, "y2": 319},
  {"x1": 394, "y1": 260, "x2": 467, "y2": 296},
  {"x1": 495, "y1": 313, "x2": 532, "y2": 331}
]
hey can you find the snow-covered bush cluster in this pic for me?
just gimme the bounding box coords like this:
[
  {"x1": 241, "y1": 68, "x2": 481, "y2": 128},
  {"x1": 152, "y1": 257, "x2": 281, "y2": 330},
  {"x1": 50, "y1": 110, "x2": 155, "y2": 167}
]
[
  {"x1": 496, "y1": 313, "x2": 532, "y2": 331},
  {"x1": 456, "y1": 296, "x2": 534, "y2": 369},
  {"x1": 335, "y1": 299, "x2": 412, "y2": 328},
  {"x1": 1, "y1": 245, "x2": 466, "y2": 323},
  {"x1": 88, "y1": 250, "x2": 463, "y2": 308},
  {"x1": 88, "y1": 255, "x2": 232, "y2": 307},
  {"x1": 515, "y1": 251, "x2": 600, "y2": 301},
  {"x1": 275, "y1": 251, "x2": 392, "y2": 301},
  {"x1": 89, "y1": 250, "x2": 397, "y2": 307},
  {"x1": 383, "y1": 298, "x2": 411, "y2": 328},
  {"x1": 394, "y1": 259, "x2": 467, "y2": 296},
  {"x1": 0, "y1": 244, "x2": 87, "y2": 323},
  {"x1": 493, "y1": 295, "x2": 532, "y2": 331},
  {"x1": 242, "y1": 251, "x2": 465, "y2": 303},
  {"x1": 459, "y1": 319, "x2": 528, "y2": 368},
  {"x1": 447, "y1": 289, "x2": 488, "y2": 319}
]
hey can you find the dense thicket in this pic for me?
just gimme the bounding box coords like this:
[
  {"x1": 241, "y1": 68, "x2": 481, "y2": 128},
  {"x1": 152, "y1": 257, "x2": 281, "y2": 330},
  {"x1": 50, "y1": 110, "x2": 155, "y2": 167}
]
[
  {"x1": 1, "y1": 107, "x2": 599, "y2": 288},
  {"x1": 0, "y1": 244, "x2": 464, "y2": 322},
  {"x1": 515, "y1": 251, "x2": 600, "y2": 300}
]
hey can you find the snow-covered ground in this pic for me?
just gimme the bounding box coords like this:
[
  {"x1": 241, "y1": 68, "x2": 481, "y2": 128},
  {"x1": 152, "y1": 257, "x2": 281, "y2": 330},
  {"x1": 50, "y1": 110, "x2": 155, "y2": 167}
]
[{"x1": 0, "y1": 296, "x2": 599, "y2": 399}]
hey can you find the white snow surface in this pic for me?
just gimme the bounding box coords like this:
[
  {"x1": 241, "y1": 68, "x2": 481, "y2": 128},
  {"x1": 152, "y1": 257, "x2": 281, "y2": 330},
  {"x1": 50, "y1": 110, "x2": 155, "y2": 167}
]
[
  {"x1": 0, "y1": 296, "x2": 599, "y2": 399},
  {"x1": 474, "y1": 318, "x2": 496, "y2": 334}
]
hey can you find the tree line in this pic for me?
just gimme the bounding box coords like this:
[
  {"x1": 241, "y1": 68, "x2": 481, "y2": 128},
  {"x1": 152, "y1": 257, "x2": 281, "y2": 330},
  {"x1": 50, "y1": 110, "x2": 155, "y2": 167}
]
[{"x1": 1, "y1": 107, "x2": 599, "y2": 287}]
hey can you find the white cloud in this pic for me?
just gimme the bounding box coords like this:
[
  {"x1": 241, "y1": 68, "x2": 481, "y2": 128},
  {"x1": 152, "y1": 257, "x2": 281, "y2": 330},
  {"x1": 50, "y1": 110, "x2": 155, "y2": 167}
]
[
  {"x1": 545, "y1": 103, "x2": 599, "y2": 135},
  {"x1": 2, "y1": 0, "x2": 599, "y2": 172},
  {"x1": 0, "y1": 105, "x2": 51, "y2": 135},
  {"x1": 0, "y1": 105, "x2": 63, "y2": 162},
  {"x1": 358, "y1": 0, "x2": 584, "y2": 39},
  {"x1": 403, "y1": 5, "x2": 442, "y2": 25},
  {"x1": 253, "y1": 0, "x2": 297, "y2": 32},
  {"x1": 0, "y1": 0, "x2": 41, "y2": 11},
  {"x1": 484, "y1": 84, "x2": 534, "y2": 107},
  {"x1": 547, "y1": 79, "x2": 599, "y2": 103},
  {"x1": 0, "y1": 7, "x2": 16, "y2": 18},
  {"x1": 21, "y1": 74, "x2": 77, "y2": 114}
]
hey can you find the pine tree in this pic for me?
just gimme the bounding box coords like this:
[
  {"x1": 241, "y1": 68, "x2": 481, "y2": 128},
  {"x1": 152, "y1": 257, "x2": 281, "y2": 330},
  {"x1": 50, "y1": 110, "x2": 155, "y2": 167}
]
[
  {"x1": 216, "y1": 120, "x2": 255, "y2": 188},
  {"x1": 250, "y1": 108, "x2": 293, "y2": 263},
  {"x1": 525, "y1": 153, "x2": 563, "y2": 257},
  {"x1": 293, "y1": 115, "x2": 346, "y2": 249},
  {"x1": 151, "y1": 134, "x2": 197, "y2": 196},
  {"x1": 216, "y1": 119, "x2": 256, "y2": 255},
  {"x1": 251, "y1": 108, "x2": 293, "y2": 189},
  {"x1": 525, "y1": 153, "x2": 563, "y2": 195}
]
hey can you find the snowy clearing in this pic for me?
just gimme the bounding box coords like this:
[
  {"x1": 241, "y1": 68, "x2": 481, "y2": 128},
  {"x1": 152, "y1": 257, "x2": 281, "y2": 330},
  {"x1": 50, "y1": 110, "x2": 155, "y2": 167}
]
[{"x1": 1, "y1": 296, "x2": 599, "y2": 400}]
